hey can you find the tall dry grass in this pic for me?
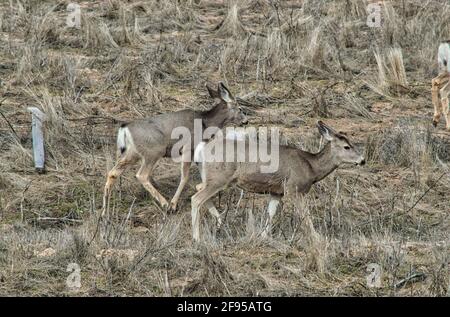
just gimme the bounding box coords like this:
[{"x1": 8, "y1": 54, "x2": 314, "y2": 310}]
[{"x1": 0, "y1": 0, "x2": 448, "y2": 296}]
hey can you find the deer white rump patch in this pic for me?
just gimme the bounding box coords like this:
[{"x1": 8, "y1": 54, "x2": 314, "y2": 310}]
[
  {"x1": 194, "y1": 141, "x2": 207, "y2": 182},
  {"x1": 194, "y1": 129, "x2": 248, "y2": 163},
  {"x1": 194, "y1": 141, "x2": 206, "y2": 163},
  {"x1": 438, "y1": 42, "x2": 450, "y2": 73},
  {"x1": 117, "y1": 126, "x2": 135, "y2": 154}
]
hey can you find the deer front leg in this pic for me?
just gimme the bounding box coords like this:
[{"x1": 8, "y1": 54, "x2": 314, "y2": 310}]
[
  {"x1": 169, "y1": 160, "x2": 191, "y2": 212},
  {"x1": 432, "y1": 76, "x2": 443, "y2": 127},
  {"x1": 170, "y1": 148, "x2": 191, "y2": 212},
  {"x1": 190, "y1": 180, "x2": 228, "y2": 242},
  {"x1": 261, "y1": 195, "x2": 281, "y2": 238},
  {"x1": 136, "y1": 159, "x2": 169, "y2": 209},
  {"x1": 204, "y1": 200, "x2": 222, "y2": 229}
]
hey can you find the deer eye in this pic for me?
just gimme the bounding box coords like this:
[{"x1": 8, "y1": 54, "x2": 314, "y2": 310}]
[{"x1": 344, "y1": 146, "x2": 350, "y2": 150}]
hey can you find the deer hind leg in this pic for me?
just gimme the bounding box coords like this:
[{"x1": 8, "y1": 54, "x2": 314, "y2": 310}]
[
  {"x1": 194, "y1": 142, "x2": 207, "y2": 192},
  {"x1": 432, "y1": 76, "x2": 443, "y2": 126},
  {"x1": 204, "y1": 200, "x2": 222, "y2": 229},
  {"x1": 262, "y1": 195, "x2": 281, "y2": 238},
  {"x1": 102, "y1": 152, "x2": 137, "y2": 216},
  {"x1": 191, "y1": 181, "x2": 228, "y2": 242},
  {"x1": 169, "y1": 149, "x2": 191, "y2": 212},
  {"x1": 432, "y1": 73, "x2": 450, "y2": 126},
  {"x1": 136, "y1": 158, "x2": 169, "y2": 209},
  {"x1": 440, "y1": 80, "x2": 450, "y2": 130}
]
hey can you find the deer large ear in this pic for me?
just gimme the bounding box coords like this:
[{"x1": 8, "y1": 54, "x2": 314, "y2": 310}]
[
  {"x1": 317, "y1": 121, "x2": 335, "y2": 141},
  {"x1": 206, "y1": 83, "x2": 220, "y2": 99},
  {"x1": 218, "y1": 82, "x2": 234, "y2": 103}
]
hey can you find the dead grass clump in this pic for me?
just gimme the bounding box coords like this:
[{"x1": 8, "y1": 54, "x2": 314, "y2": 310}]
[
  {"x1": 155, "y1": 215, "x2": 183, "y2": 249},
  {"x1": 369, "y1": 48, "x2": 409, "y2": 97},
  {"x1": 100, "y1": 0, "x2": 121, "y2": 20},
  {"x1": 342, "y1": 0, "x2": 366, "y2": 20},
  {"x1": 427, "y1": 245, "x2": 450, "y2": 296},
  {"x1": 45, "y1": 55, "x2": 89, "y2": 101},
  {"x1": 14, "y1": 43, "x2": 47, "y2": 85},
  {"x1": 187, "y1": 246, "x2": 234, "y2": 295},
  {"x1": 365, "y1": 119, "x2": 450, "y2": 168},
  {"x1": 404, "y1": 3, "x2": 450, "y2": 76},
  {"x1": 380, "y1": 2, "x2": 403, "y2": 47},
  {"x1": 70, "y1": 231, "x2": 89, "y2": 264},
  {"x1": 302, "y1": 0, "x2": 332, "y2": 17},
  {"x1": 386, "y1": 48, "x2": 408, "y2": 89},
  {"x1": 216, "y1": 3, "x2": 249, "y2": 38},
  {"x1": 299, "y1": 21, "x2": 346, "y2": 76},
  {"x1": 0, "y1": 239, "x2": 8, "y2": 268},
  {"x1": 218, "y1": 35, "x2": 276, "y2": 80},
  {"x1": 263, "y1": 28, "x2": 290, "y2": 75},
  {"x1": 305, "y1": 25, "x2": 327, "y2": 72},
  {"x1": 139, "y1": 1, "x2": 197, "y2": 35},
  {"x1": 23, "y1": 88, "x2": 68, "y2": 140},
  {"x1": 0, "y1": 173, "x2": 10, "y2": 192},
  {"x1": 25, "y1": 8, "x2": 62, "y2": 48},
  {"x1": 19, "y1": 87, "x2": 101, "y2": 174},
  {"x1": 111, "y1": 4, "x2": 144, "y2": 46},
  {"x1": 342, "y1": 93, "x2": 374, "y2": 119},
  {"x1": 0, "y1": 10, "x2": 5, "y2": 32},
  {"x1": 81, "y1": 14, "x2": 119, "y2": 50},
  {"x1": 105, "y1": 53, "x2": 164, "y2": 105},
  {"x1": 290, "y1": 197, "x2": 331, "y2": 274},
  {"x1": 1, "y1": 139, "x2": 34, "y2": 172}
]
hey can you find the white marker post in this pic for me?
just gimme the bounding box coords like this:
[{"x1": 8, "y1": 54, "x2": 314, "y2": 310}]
[
  {"x1": 66, "y1": 3, "x2": 81, "y2": 29},
  {"x1": 367, "y1": 3, "x2": 381, "y2": 28},
  {"x1": 27, "y1": 107, "x2": 47, "y2": 173}
]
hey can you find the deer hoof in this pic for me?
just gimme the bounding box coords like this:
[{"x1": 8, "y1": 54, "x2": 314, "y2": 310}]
[
  {"x1": 160, "y1": 200, "x2": 169, "y2": 210},
  {"x1": 168, "y1": 201, "x2": 178, "y2": 213},
  {"x1": 261, "y1": 229, "x2": 271, "y2": 239},
  {"x1": 99, "y1": 206, "x2": 107, "y2": 218}
]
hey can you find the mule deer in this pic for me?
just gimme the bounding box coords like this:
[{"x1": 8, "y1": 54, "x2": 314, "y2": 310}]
[
  {"x1": 102, "y1": 82, "x2": 248, "y2": 215},
  {"x1": 191, "y1": 121, "x2": 365, "y2": 242},
  {"x1": 432, "y1": 41, "x2": 450, "y2": 130}
]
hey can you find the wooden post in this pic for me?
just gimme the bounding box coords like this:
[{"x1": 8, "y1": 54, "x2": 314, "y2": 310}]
[{"x1": 27, "y1": 107, "x2": 47, "y2": 173}]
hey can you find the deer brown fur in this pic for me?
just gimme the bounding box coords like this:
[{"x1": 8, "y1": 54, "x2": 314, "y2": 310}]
[
  {"x1": 432, "y1": 41, "x2": 450, "y2": 130},
  {"x1": 102, "y1": 82, "x2": 247, "y2": 215},
  {"x1": 191, "y1": 121, "x2": 365, "y2": 241}
]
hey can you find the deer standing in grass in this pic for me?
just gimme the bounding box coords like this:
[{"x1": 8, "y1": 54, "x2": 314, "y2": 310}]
[
  {"x1": 432, "y1": 41, "x2": 450, "y2": 130},
  {"x1": 191, "y1": 121, "x2": 365, "y2": 242},
  {"x1": 102, "y1": 82, "x2": 248, "y2": 215}
]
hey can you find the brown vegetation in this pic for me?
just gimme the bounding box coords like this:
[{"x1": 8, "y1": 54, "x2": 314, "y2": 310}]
[{"x1": 0, "y1": 0, "x2": 448, "y2": 296}]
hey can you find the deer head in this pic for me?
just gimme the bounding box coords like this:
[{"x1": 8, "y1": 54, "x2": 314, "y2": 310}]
[
  {"x1": 206, "y1": 82, "x2": 248, "y2": 126},
  {"x1": 317, "y1": 121, "x2": 365, "y2": 166}
]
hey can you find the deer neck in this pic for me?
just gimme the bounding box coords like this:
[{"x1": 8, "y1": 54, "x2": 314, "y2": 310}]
[
  {"x1": 202, "y1": 102, "x2": 228, "y2": 130},
  {"x1": 309, "y1": 142, "x2": 339, "y2": 183}
]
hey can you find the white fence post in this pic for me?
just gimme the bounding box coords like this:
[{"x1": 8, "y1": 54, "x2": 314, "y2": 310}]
[{"x1": 27, "y1": 107, "x2": 47, "y2": 173}]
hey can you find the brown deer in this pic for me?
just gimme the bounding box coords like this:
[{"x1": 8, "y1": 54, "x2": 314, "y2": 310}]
[
  {"x1": 432, "y1": 41, "x2": 450, "y2": 130},
  {"x1": 191, "y1": 121, "x2": 365, "y2": 242},
  {"x1": 102, "y1": 82, "x2": 248, "y2": 215}
]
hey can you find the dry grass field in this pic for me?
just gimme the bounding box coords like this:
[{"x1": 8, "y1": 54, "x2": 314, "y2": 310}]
[{"x1": 0, "y1": 0, "x2": 449, "y2": 296}]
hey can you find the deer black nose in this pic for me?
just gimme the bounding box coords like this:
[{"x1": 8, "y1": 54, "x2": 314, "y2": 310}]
[
  {"x1": 242, "y1": 118, "x2": 249, "y2": 125},
  {"x1": 360, "y1": 159, "x2": 366, "y2": 166}
]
